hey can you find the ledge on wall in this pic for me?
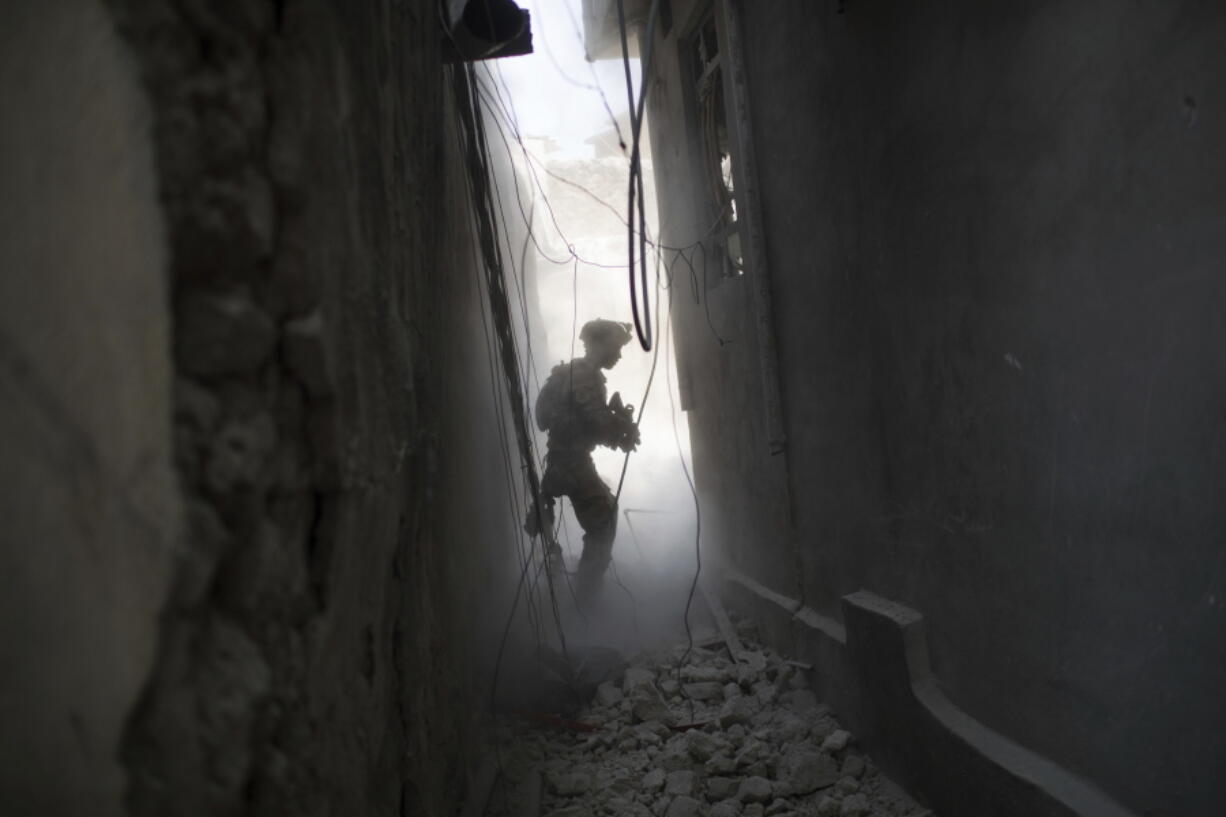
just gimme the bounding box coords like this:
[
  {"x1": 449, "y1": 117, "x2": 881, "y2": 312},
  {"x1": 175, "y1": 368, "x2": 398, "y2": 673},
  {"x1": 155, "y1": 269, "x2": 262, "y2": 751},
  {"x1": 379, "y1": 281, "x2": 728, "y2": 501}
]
[{"x1": 720, "y1": 569, "x2": 1138, "y2": 817}]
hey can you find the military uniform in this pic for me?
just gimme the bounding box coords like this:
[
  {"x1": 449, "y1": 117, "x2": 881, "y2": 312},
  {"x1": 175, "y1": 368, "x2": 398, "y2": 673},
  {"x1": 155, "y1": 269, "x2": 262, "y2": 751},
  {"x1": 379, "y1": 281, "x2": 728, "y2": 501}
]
[{"x1": 535, "y1": 356, "x2": 635, "y2": 590}]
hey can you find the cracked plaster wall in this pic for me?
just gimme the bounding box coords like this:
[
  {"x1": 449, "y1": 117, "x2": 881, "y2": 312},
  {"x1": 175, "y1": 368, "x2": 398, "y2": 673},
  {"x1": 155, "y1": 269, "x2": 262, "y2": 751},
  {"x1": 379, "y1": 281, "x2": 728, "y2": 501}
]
[{"x1": 2, "y1": 1, "x2": 521, "y2": 816}]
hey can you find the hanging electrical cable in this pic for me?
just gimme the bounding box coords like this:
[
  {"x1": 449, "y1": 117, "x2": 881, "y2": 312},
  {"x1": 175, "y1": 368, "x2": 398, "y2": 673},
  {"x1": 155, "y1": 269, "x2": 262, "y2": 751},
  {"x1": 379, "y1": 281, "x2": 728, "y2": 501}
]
[{"x1": 614, "y1": 0, "x2": 664, "y2": 351}]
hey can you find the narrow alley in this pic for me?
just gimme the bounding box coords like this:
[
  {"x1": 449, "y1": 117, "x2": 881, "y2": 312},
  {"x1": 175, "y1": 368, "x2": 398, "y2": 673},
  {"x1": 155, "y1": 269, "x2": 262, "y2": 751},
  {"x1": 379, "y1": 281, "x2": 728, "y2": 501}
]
[{"x1": 2, "y1": 2, "x2": 1224, "y2": 817}]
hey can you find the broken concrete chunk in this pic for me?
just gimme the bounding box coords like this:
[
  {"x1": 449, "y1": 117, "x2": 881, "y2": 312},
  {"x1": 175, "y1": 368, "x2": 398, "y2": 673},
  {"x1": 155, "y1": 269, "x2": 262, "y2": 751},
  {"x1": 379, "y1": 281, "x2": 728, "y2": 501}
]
[
  {"x1": 777, "y1": 746, "x2": 839, "y2": 794},
  {"x1": 839, "y1": 793, "x2": 870, "y2": 817},
  {"x1": 596, "y1": 681, "x2": 624, "y2": 707},
  {"x1": 840, "y1": 754, "x2": 865, "y2": 779},
  {"x1": 719, "y1": 695, "x2": 758, "y2": 727},
  {"x1": 815, "y1": 795, "x2": 841, "y2": 817},
  {"x1": 779, "y1": 688, "x2": 820, "y2": 713},
  {"x1": 765, "y1": 798, "x2": 792, "y2": 816},
  {"x1": 685, "y1": 730, "x2": 726, "y2": 762},
  {"x1": 710, "y1": 801, "x2": 741, "y2": 817},
  {"x1": 835, "y1": 776, "x2": 860, "y2": 795},
  {"x1": 545, "y1": 771, "x2": 592, "y2": 796},
  {"x1": 821, "y1": 729, "x2": 852, "y2": 753},
  {"x1": 664, "y1": 795, "x2": 702, "y2": 817},
  {"x1": 682, "y1": 664, "x2": 730, "y2": 684},
  {"x1": 705, "y1": 753, "x2": 737, "y2": 775},
  {"x1": 624, "y1": 667, "x2": 656, "y2": 693},
  {"x1": 641, "y1": 768, "x2": 666, "y2": 792},
  {"x1": 545, "y1": 808, "x2": 585, "y2": 817},
  {"x1": 736, "y1": 776, "x2": 773, "y2": 804},
  {"x1": 705, "y1": 776, "x2": 737, "y2": 801},
  {"x1": 683, "y1": 681, "x2": 725, "y2": 702},
  {"x1": 632, "y1": 688, "x2": 672, "y2": 724},
  {"x1": 665, "y1": 770, "x2": 695, "y2": 796},
  {"x1": 658, "y1": 745, "x2": 693, "y2": 772}
]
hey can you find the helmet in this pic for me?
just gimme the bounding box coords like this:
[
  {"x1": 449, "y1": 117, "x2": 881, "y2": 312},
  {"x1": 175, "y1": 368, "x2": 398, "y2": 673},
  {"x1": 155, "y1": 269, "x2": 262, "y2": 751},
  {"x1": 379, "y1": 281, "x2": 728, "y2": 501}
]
[{"x1": 579, "y1": 319, "x2": 633, "y2": 348}]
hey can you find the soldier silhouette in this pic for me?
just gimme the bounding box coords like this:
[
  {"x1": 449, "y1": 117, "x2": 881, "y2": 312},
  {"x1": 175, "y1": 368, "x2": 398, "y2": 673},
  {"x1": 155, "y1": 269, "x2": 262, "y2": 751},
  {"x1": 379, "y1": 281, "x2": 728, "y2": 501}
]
[{"x1": 527, "y1": 319, "x2": 639, "y2": 595}]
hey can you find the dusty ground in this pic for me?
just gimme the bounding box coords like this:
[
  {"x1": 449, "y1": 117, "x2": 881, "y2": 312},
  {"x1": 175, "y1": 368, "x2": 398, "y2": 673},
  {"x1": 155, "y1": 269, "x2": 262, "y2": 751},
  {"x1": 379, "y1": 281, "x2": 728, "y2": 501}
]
[{"x1": 483, "y1": 617, "x2": 934, "y2": 817}]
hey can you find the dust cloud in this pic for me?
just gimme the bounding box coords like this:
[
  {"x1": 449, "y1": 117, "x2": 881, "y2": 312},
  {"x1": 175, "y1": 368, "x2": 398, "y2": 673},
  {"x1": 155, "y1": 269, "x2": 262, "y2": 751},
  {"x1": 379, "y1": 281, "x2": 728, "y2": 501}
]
[{"x1": 489, "y1": 0, "x2": 704, "y2": 655}]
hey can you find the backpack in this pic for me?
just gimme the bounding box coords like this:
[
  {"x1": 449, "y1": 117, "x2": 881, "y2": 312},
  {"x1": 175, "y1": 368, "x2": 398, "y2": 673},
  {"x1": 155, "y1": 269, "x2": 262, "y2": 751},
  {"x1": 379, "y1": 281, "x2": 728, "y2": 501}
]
[{"x1": 535, "y1": 363, "x2": 568, "y2": 432}]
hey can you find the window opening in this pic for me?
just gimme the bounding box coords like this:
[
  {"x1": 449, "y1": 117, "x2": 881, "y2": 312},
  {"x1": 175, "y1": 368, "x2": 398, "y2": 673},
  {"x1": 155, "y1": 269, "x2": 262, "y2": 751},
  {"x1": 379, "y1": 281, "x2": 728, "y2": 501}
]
[{"x1": 692, "y1": 10, "x2": 743, "y2": 278}]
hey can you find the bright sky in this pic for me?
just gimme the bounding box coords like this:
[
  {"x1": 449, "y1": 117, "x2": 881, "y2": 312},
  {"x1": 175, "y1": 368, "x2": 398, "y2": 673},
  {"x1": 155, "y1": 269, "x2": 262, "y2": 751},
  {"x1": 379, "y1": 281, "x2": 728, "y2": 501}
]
[
  {"x1": 483, "y1": 0, "x2": 697, "y2": 566},
  {"x1": 498, "y1": 0, "x2": 642, "y2": 155}
]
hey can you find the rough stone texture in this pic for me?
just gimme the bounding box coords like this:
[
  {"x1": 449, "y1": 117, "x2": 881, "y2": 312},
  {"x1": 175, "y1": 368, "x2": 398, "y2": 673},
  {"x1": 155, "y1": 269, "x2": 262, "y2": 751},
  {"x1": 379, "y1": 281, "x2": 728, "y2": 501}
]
[{"x1": 69, "y1": 2, "x2": 527, "y2": 817}]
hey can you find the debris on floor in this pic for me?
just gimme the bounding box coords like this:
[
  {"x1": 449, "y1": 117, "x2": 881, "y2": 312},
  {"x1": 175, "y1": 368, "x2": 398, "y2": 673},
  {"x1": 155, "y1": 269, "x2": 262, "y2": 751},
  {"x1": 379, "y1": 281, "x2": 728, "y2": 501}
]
[{"x1": 483, "y1": 620, "x2": 934, "y2": 817}]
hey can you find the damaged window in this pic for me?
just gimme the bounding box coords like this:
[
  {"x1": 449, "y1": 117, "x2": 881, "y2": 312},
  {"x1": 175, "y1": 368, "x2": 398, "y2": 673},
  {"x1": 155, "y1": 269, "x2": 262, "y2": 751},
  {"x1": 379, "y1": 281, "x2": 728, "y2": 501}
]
[{"x1": 692, "y1": 9, "x2": 743, "y2": 278}]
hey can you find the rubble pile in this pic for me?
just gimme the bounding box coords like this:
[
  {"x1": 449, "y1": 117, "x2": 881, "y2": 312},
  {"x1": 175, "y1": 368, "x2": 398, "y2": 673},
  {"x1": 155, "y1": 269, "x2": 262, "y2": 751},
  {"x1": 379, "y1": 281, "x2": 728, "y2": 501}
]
[{"x1": 486, "y1": 624, "x2": 933, "y2": 817}]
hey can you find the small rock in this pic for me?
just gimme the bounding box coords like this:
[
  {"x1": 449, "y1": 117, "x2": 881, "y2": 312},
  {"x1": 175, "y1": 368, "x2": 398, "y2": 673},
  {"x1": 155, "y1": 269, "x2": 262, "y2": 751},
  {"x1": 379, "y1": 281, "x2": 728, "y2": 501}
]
[
  {"x1": 705, "y1": 753, "x2": 737, "y2": 775},
  {"x1": 735, "y1": 738, "x2": 770, "y2": 769},
  {"x1": 835, "y1": 776, "x2": 860, "y2": 796},
  {"x1": 706, "y1": 777, "x2": 737, "y2": 801},
  {"x1": 779, "y1": 689, "x2": 820, "y2": 713},
  {"x1": 545, "y1": 808, "x2": 585, "y2": 817},
  {"x1": 624, "y1": 667, "x2": 656, "y2": 693},
  {"x1": 815, "y1": 796, "x2": 840, "y2": 817},
  {"x1": 546, "y1": 771, "x2": 592, "y2": 796},
  {"x1": 683, "y1": 682, "x2": 724, "y2": 701},
  {"x1": 839, "y1": 793, "x2": 870, "y2": 817},
  {"x1": 632, "y1": 687, "x2": 672, "y2": 724},
  {"x1": 682, "y1": 664, "x2": 729, "y2": 683},
  {"x1": 739, "y1": 650, "x2": 768, "y2": 673},
  {"x1": 726, "y1": 724, "x2": 747, "y2": 742},
  {"x1": 777, "y1": 747, "x2": 839, "y2": 794},
  {"x1": 641, "y1": 769, "x2": 665, "y2": 792},
  {"x1": 719, "y1": 695, "x2": 758, "y2": 727},
  {"x1": 660, "y1": 678, "x2": 680, "y2": 696},
  {"x1": 711, "y1": 802, "x2": 741, "y2": 817},
  {"x1": 685, "y1": 730, "x2": 725, "y2": 761},
  {"x1": 597, "y1": 682, "x2": 624, "y2": 707},
  {"x1": 737, "y1": 776, "x2": 773, "y2": 804},
  {"x1": 658, "y1": 745, "x2": 692, "y2": 771},
  {"x1": 665, "y1": 795, "x2": 702, "y2": 817},
  {"x1": 743, "y1": 805, "x2": 765, "y2": 817},
  {"x1": 821, "y1": 729, "x2": 852, "y2": 753},
  {"x1": 765, "y1": 799, "x2": 792, "y2": 816},
  {"x1": 840, "y1": 755, "x2": 865, "y2": 779},
  {"x1": 665, "y1": 771, "x2": 695, "y2": 796},
  {"x1": 724, "y1": 681, "x2": 743, "y2": 699},
  {"x1": 635, "y1": 726, "x2": 663, "y2": 746}
]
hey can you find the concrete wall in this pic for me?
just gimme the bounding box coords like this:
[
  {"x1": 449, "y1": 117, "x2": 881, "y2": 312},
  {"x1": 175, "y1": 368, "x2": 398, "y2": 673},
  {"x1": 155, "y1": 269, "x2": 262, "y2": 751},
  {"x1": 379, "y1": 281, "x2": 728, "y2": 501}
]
[
  {"x1": 0, "y1": 3, "x2": 178, "y2": 814},
  {"x1": 2, "y1": 1, "x2": 524, "y2": 816},
  {"x1": 646, "y1": 2, "x2": 1226, "y2": 816}
]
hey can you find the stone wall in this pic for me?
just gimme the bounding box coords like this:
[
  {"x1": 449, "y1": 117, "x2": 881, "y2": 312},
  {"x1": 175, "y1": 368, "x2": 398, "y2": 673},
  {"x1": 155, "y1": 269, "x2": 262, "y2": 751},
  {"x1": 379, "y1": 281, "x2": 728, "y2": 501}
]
[{"x1": 2, "y1": 1, "x2": 524, "y2": 816}]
